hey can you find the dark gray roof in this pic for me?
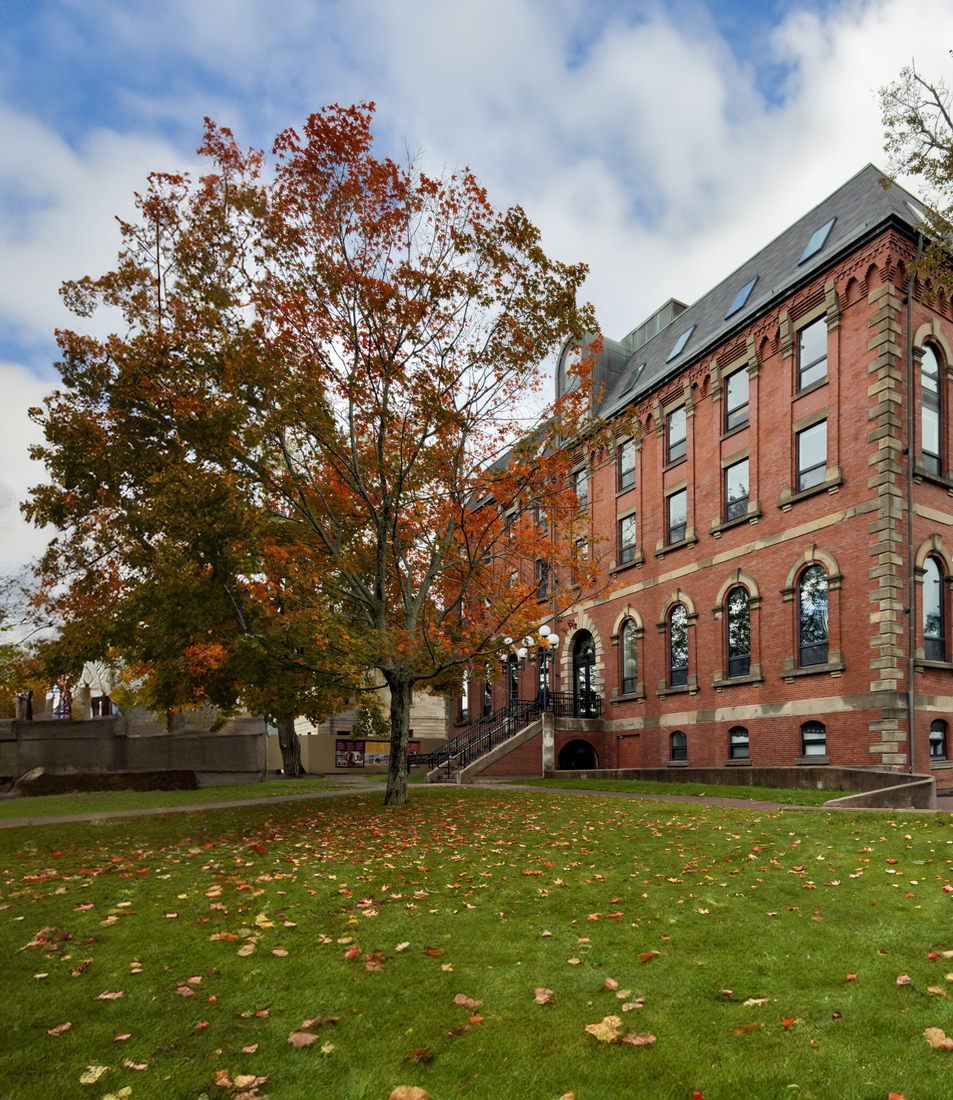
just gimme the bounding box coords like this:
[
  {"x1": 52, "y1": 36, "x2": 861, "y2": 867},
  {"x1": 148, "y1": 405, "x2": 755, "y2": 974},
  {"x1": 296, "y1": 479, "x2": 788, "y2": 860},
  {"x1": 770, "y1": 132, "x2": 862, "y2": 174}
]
[{"x1": 600, "y1": 165, "x2": 927, "y2": 418}]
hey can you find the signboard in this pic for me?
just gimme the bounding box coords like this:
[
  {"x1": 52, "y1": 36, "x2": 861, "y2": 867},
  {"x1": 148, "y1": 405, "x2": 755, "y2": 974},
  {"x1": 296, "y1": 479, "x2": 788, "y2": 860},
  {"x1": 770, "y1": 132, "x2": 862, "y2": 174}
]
[
  {"x1": 335, "y1": 740, "x2": 364, "y2": 768},
  {"x1": 334, "y1": 740, "x2": 421, "y2": 768}
]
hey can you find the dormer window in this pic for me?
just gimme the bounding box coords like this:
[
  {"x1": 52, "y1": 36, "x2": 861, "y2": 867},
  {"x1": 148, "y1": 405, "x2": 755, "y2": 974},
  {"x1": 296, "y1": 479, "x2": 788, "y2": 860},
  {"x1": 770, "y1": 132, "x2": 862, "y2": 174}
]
[
  {"x1": 725, "y1": 277, "x2": 758, "y2": 320},
  {"x1": 666, "y1": 325, "x2": 696, "y2": 362}
]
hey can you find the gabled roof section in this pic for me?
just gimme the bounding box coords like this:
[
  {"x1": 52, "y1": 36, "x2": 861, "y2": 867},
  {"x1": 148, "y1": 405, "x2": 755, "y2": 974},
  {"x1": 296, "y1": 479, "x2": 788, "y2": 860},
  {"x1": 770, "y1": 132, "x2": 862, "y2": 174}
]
[{"x1": 600, "y1": 165, "x2": 928, "y2": 418}]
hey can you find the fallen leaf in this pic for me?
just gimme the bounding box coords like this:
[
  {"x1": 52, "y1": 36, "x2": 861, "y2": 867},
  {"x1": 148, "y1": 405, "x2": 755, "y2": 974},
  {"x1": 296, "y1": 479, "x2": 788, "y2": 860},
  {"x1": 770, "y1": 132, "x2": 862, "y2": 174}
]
[
  {"x1": 425, "y1": 947, "x2": 444, "y2": 958},
  {"x1": 897, "y1": 974, "x2": 913, "y2": 986},
  {"x1": 534, "y1": 987, "x2": 555, "y2": 1004},
  {"x1": 928, "y1": 986, "x2": 948, "y2": 996},
  {"x1": 782, "y1": 1018, "x2": 796, "y2": 1029},
  {"x1": 365, "y1": 951, "x2": 384, "y2": 972},
  {"x1": 175, "y1": 984, "x2": 196, "y2": 997},
  {"x1": 215, "y1": 1069, "x2": 233, "y2": 1087},
  {"x1": 273, "y1": 948, "x2": 289, "y2": 957},
  {"x1": 567, "y1": 958, "x2": 581, "y2": 965},
  {"x1": 734, "y1": 1022, "x2": 761, "y2": 1035},
  {"x1": 47, "y1": 1022, "x2": 72, "y2": 1036},
  {"x1": 604, "y1": 978, "x2": 619, "y2": 991},
  {"x1": 469, "y1": 1014, "x2": 483, "y2": 1024},
  {"x1": 122, "y1": 1060, "x2": 148, "y2": 1070},
  {"x1": 237, "y1": 942, "x2": 257, "y2": 957},
  {"x1": 615, "y1": 990, "x2": 633, "y2": 1000},
  {"x1": 321, "y1": 1041, "x2": 335, "y2": 1053},
  {"x1": 97, "y1": 991, "x2": 124, "y2": 1000},
  {"x1": 194, "y1": 1021, "x2": 210, "y2": 1030},
  {"x1": 242, "y1": 1044, "x2": 259, "y2": 1053},
  {"x1": 186, "y1": 975, "x2": 202, "y2": 985},
  {"x1": 621, "y1": 1032, "x2": 656, "y2": 1046},
  {"x1": 622, "y1": 999, "x2": 645, "y2": 1011},
  {"x1": 344, "y1": 946, "x2": 361, "y2": 960},
  {"x1": 390, "y1": 1088, "x2": 431, "y2": 1100},
  {"x1": 288, "y1": 1030, "x2": 319, "y2": 1048},
  {"x1": 846, "y1": 974, "x2": 857, "y2": 981},
  {"x1": 113, "y1": 1034, "x2": 131, "y2": 1042},
  {"x1": 454, "y1": 993, "x2": 482, "y2": 1010},
  {"x1": 440, "y1": 962, "x2": 453, "y2": 972},
  {"x1": 743, "y1": 997, "x2": 769, "y2": 1007},
  {"x1": 638, "y1": 952, "x2": 659, "y2": 964},
  {"x1": 395, "y1": 942, "x2": 411, "y2": 952},
  {"x1": 79, "y1": 1065, "x2": 109, "y2": 1085},
  {"x1": 404, "y1": 1047, "x2": 433, "y2": 1063},
  {"x1": 585, "y1": 1015, "x2": 624, "y2": 1043},
  {"x1": 234, "y1": 1074, "x2": 268, "y2": 1088},
  {"x1": 925, "y1": 1026, "x2": 953, "y2": 1050}
]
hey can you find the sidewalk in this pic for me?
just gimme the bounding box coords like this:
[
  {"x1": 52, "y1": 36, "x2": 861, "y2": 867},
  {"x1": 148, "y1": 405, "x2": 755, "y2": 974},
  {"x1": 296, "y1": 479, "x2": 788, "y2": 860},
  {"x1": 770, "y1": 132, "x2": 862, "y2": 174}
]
[{"x1": 5, "y1": 775, "x2": 949, "y2": 829}]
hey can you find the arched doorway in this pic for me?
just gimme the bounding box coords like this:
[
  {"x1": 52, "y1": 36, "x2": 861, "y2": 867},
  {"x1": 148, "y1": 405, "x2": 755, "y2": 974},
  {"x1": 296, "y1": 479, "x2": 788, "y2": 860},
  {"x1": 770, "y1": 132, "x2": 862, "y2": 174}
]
[
  {"x1": 558, "y1": 739, "x2": 598, "y2": 770},
  {"x1": 572, "y1": 631, "x2": 598, "y2": 717}
]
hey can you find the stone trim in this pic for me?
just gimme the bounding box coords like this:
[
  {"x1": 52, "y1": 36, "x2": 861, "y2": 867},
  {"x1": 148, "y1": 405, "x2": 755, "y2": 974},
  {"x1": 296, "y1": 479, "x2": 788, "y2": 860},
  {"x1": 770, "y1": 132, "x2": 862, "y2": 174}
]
[{"x1": 778, "y1": 468, "x2": 844, "y2": 509}]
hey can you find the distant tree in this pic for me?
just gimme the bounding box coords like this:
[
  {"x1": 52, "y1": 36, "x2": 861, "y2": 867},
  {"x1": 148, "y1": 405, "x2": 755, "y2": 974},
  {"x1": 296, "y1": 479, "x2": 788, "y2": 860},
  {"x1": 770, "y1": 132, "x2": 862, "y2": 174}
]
[
  {"x1": 25, "y1": 105, "x2": 604, "y2": 805},
  {"x1": 881, "y1": 57, "x2": 953, "y2": 293}
]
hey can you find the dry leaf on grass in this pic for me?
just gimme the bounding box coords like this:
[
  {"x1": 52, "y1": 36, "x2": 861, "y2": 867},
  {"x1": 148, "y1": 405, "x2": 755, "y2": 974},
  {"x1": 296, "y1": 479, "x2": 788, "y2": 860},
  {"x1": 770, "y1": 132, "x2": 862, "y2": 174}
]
[
  {"x1": 364, "y1": 951, "x2": 385, "y2": 972},
  {"x1": 47, "y1": 1022, "x2": 72, "y2": 1036},
  {"x1": 122, "y1": 1060, "x2": 147, "y2": 1071},
  {"x1": 113, "y1": 1034, "x2": 131, "y2": 1042},
  {"x1": 534, "y1": 987, "x2": 555, "y2": 1005},
  {"x1": 639, "y1": 951, "x2": 660, "y2": 964},
  {"x1": 604, "y1": 978, "x2": 619, "y2": 990},
  {"x1": 390, "y1": 1088, "x2": 430, "y2": 1100},
  {"x1": 272, "y1": 949, "x2": 289, "y2": 957},
  {"x1": 234, "y1": 1074, "x2": 268, "y2": 1088},
  {"x1": 585, "y1": 1015, "x2": 623, "y2": 1043},
  {"x1": 425, "y1": 947, "x2": 444, "y2": 958},
  {"x1": 242, "y1": 1044, "x2": 259, "y2": 1054},
  {"x1": 79, "y1": 1065, "x2": 109, "y2": 1085},
  {"x1": 404, "y1": 1047, "x2": 433, "y2": 1063},
  {"x1": 897, "y1": 974, "x2": 913, "y2": 986},
  {"x1": 924, "y1": 1026, "x2": 953, "y2": 1050},
  {"x1": 215, "y1": 1070, "x2": 233, "y2": 1088},
  {"x1": 288, "y1": 1030, "x2": 319, "y2": 1049},
  {"x1": 622, "y1": 999, "x2": 645, "y2": 1012},
  {"x1": 395, "y1": 942, "x2": 411, "y2": 952},
  {"x1": 743, "y1": 997, "x2": 769, "y2": 1007},
  {"x1": 734, "y1": 1023, "x2": 761, "y2": 1035},
  {"x1": 454, "y1": 994, "x2": 481, "y2": 1010},
  {"x1": 174, "y1": 984, "x2": 195, "y2": 997},
  {"x1": 97, "y1": 991, "x2": 123, "y2": 1000},
  {"x1": 620, "y1": 1032, "x2": 656, "y2": 1046}
]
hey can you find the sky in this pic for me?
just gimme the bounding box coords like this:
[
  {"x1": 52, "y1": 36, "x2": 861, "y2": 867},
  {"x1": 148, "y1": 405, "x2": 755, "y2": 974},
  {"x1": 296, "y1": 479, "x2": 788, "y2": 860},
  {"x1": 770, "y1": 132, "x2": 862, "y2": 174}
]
[{"x1": 2, "y1": 0, "x2": 953, "y2": 581}]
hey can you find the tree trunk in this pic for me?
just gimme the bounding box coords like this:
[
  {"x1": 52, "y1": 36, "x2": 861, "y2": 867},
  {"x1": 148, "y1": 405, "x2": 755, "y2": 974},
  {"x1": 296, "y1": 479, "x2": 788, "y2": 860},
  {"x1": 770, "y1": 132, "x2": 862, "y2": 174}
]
[
  {"x1": 277, "y1": 719, "x2": 303, "y2": 775},
  {"x1": 384, "y1": 673, "x2": 412, "y2": 805}
]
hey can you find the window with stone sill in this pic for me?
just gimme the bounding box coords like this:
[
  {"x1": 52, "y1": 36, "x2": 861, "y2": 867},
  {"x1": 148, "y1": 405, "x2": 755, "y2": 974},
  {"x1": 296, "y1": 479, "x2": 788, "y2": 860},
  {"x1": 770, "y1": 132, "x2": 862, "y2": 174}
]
[
  {"x1": 618, "y1": 439, "x2": 636, "y2": 490},
  {"x1": 573, "y1": 467, "x2": 589, "y2": 509},
  {"x1": 922, "y1": 344, "x2": 942, "y2": 478},
  {"x1": 729, "y1": 725, "x2": 749, "y2": 760},
  {"x1": 619, "y1": 514, "x2": 637, "y2": 564},
  {"x1": 725, "y1": 369, "x2": 749, "y2": 432},
  {"x1": 669, "y1": 604, "x2": 689, "y2": 687},
  {"x1": 798, "y1": 564, "x2": 829, "y2": 668},
  {"x1": 668, "y1": 488, "x2": 687, "y2": 545},
  {"x1": 725, "y1": 586, "x2": 751, "y2": 679},
  {"x1": 801, "y1": 720, "x2": 826, "y2": 757},
  {"x1": 621, "y1": 619, "x2": 638, "y2": 695},
  {"x1": 931, "y1": 719, "x2": 948, "y2": 761},
  {"x1": 667, "y1": 407, "x2": 687, "y2": 464},
  {"x1": 796, "y1": 420, "x2": 827, "y2": 493},
  {"x1": 725, "y1": 458, "x2": 749, "y2": 522},
  {"x1": 797, "y1": 315, "x2": 827, "y2": 391},
  {"x1": 670, "y1": 731, "x2": 687, "y2": 761},
  {"x1": 924, "y1": 555, "x2": 946, "y2": 662}
]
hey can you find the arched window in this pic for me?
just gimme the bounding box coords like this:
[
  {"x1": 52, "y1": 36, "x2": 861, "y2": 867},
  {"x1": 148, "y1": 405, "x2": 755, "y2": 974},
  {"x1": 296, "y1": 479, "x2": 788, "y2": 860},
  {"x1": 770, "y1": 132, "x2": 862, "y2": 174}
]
[
  {"x1": 924, "y1": 555, "x2": 945, "y2": 662},
  {"x1": 726, "y1": 587, "x2": 751, "y2": 678},
  {"x1": 572, "y1": 631, "x2": 598, "y2": 718},
  {"x1": 798, "y1": 564, "x2": 828, "y2": 667},
  {"x1": 729, "y1": 725, "x2": 749, "y2": 760},
  {"x1": 670, "y1": 731, "x2": 687, "y2": 761},
  {"x1": 621, "y1": 620, "x2": 638, "y2": 695},
  {"x1": 922, "y1": 344, "x2": 942, "y2": 476},
  {"x1": 930, "y1": 719, "x2": 948, "y2": 761},
  {"x1": 669, "y1": 604, "x2": 688, "y2": 687},
  {"x1": 801, "y1": 720, "x2": 826, "y2": 757}
]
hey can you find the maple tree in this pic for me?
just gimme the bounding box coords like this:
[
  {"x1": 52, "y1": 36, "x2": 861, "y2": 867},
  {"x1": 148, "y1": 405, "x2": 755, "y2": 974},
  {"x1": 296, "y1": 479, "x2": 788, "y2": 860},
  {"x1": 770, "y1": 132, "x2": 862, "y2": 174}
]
[{"x1": 25, "y1": 103, "x2": 601, "y2": 802}]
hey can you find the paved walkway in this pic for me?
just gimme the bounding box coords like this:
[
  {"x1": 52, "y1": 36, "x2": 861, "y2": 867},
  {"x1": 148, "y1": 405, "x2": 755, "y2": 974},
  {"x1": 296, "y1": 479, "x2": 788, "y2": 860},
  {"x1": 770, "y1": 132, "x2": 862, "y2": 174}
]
[{"x1": 1, "y1": 776, "x2": 950, "y2": 829}]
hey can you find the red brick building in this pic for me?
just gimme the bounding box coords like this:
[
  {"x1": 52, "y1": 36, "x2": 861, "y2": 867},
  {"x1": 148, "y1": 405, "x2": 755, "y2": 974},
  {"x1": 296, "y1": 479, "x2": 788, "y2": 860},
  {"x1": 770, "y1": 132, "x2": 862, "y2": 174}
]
[{"x1": 469, "y1": 165, "x2": 953, "y2": 786}]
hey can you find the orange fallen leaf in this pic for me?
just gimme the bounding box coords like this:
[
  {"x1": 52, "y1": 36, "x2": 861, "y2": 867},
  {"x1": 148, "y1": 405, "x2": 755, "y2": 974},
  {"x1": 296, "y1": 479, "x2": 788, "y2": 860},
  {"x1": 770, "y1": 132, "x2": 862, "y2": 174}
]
[
  {"x1": 390, "y1": 1088, "x2": 431, "y2": 1100},
  {"x1": 845, "y1": 974, "x2": 856, "y2": 981},
  {"x1": 425, "y1": 947, "x2": 444, "y2": 958},
  {"x1": 469, "y1": 1014, "x2": 483, "y2": 1024},
  {"x1": 734, "y1": 1022, "x2": 761, "y2": 1035},
  {"x1": 782, "y1": 1018, "x2": 796, "y2": 1029},
  {"x1": 638, "y1": 951, "x2": 659, "y2": 964},
  {"x1": 194, "y1": 1021, "x2": 210, "y2": 1030},
  {"x1": 344, "y1": 947, "x2": 361, "y2": 960},
  {"x1": 403, "y1": 1047, "x2": 433, "y2": 1063},
  {"x1": 215, "y1": 1069, "x2": 233, "y2": 1087}
]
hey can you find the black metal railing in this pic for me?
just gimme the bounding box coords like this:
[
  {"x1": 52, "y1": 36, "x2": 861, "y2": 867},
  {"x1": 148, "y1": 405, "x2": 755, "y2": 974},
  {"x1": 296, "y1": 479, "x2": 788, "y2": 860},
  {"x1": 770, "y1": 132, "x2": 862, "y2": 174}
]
[{"x1": 409, "y1": 690, "x2": 604, "y2": 779}]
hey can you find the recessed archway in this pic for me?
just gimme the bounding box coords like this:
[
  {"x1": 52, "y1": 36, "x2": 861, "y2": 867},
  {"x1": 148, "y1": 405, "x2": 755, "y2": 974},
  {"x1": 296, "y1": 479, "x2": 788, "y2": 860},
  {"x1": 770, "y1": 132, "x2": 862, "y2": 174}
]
[{"x1": 558, "y1": 739, "x2": 598, "y2": 770}]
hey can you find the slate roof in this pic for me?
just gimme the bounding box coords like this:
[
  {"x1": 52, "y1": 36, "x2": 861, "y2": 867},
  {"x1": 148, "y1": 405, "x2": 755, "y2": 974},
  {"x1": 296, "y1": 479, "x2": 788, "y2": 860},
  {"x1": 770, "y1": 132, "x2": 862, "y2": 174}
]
[{"x1": 599, "y1": 165, "x2": 927, "y2": 419}]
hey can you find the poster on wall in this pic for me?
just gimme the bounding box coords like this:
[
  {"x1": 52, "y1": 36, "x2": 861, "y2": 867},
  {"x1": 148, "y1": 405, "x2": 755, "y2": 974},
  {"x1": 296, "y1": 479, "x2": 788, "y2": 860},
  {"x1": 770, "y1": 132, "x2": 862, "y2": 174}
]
[
  {"x1": 364, "y1": 741, "x2": 390, "y2": 768},
  {"x1": 335, "y1": 740, "x2": 364, "y2": 768}
]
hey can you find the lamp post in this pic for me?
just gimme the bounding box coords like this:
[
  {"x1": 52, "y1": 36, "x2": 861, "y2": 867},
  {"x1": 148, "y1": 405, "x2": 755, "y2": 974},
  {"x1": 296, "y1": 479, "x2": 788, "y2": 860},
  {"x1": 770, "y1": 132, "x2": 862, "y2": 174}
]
[{"x1": 516, "y1": 625, "x2": 560, "y2": 709}]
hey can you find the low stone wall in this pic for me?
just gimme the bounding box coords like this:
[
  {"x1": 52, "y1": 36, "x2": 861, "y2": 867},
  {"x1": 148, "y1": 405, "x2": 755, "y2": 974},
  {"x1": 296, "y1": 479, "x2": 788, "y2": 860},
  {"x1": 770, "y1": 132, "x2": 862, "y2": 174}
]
[
  {"x1": 1, "y1": 714, "x2": 266, "y2": 785},
  {"x1": 550, "y1": 765, "x2": 937, "y2": 810}
]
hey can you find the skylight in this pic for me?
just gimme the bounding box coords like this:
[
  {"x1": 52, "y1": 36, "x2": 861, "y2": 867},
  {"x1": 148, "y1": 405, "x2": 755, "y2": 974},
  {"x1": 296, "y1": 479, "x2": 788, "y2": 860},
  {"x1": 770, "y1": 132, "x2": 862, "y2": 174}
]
[
  {"x1": 798, "y1": 217, "x2": 836, "y2": 265},
  {"x1": 725, "y1": 276, "x2": 758, "y2": 320},
  {"x1": 623, "y1": 363, "x2": 645, "y2": 392},
  {"x1": 666, "y1": 325, "x2": 695, "y2": 362}
]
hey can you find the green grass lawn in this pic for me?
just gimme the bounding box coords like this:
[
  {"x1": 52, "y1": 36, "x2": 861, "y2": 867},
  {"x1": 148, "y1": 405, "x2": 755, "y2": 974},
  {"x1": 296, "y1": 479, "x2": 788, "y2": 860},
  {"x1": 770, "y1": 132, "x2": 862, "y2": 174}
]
[
  {"x1": 0, "y1": 778, "x2": 354, "y2": 822},
  {"x1": 3, "y1": 788, "x2": 953, "y2": 1100},
  {"x1": 507, "y1": 777, "x2": 839, "y2": 807}
]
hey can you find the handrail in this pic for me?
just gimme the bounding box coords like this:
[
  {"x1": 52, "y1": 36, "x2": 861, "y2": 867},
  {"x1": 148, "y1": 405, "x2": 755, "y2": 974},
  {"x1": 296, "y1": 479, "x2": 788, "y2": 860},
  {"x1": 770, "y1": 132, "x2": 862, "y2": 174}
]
[{"x1": 409, "y1": 690, "x2": 603, "y2": 778}]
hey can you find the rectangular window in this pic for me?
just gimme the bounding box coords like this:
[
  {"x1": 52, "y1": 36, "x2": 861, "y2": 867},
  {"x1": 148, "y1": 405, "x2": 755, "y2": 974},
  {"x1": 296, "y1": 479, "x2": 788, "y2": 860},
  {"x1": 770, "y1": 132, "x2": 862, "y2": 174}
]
[
  {"x1": 619, "y1": 514, "x2": 637, "y2": 564},
  {"x1": 667, "y1": 407, "x2": 686, "y2": 464},
  {"x1": 536, "y1": 560, "x2": 548, "y2": 600},
  {"x1": 725, "y1": 370, "x2": 749, "y2": 432},
  {"x1": 573, "y1": 538, "x2": 588, "y2": 584},
  {"x1": 618, "y1": 439, "x2": 636, "y2": 490},
  {"x1": 724, "y1": 458, "x2": 749, "y2": 521},
  {"x1": 797, "y1": 316, "x2": 827, "y2": 391},
  {"x1": 668, "y1": 489, "x2": 687, "y2": 545},
  {"x1": 797, "y1": 420, "x2": 827, "y2": 492},
  {"x1": 574, "y1": 468, "x2": 588, "y2": 509},
  {"x1": 801, "y1": 722, "x2": 827, "y2": 757},
  {"x1": 460, "y1": 676, "x2": 470, "y2": 724},
  {"x1": 536, "y1": 506, "x2": 548, "y2": 533}
]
